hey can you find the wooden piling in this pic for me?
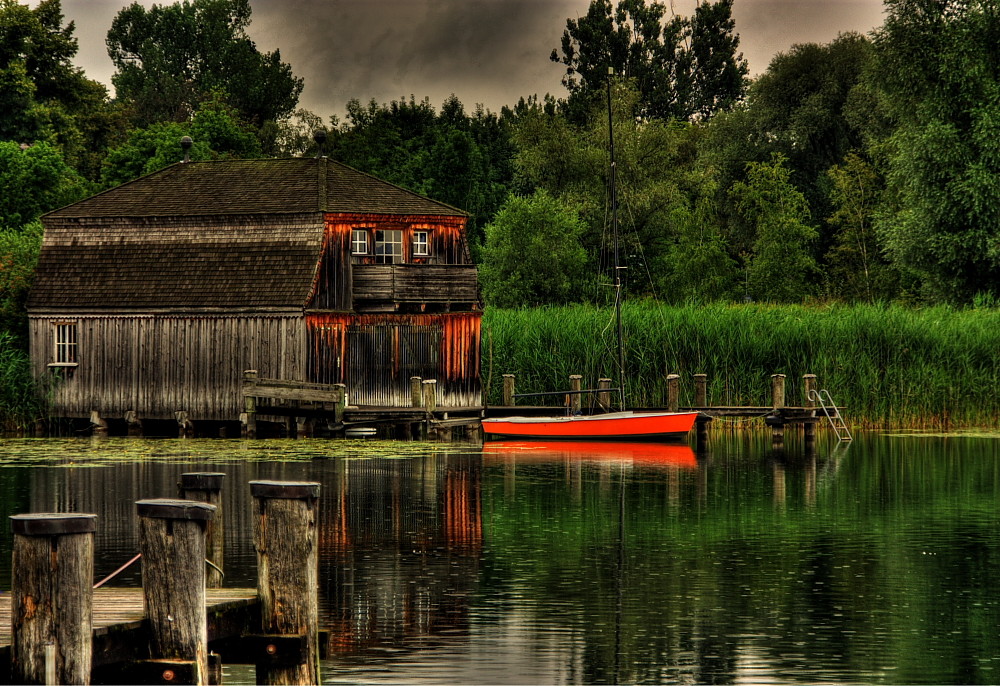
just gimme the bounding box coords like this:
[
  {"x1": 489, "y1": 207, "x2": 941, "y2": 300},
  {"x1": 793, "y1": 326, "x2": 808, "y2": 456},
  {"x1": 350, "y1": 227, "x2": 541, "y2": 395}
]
[
  {"x1": 243, "y1": 370, "x2": 258, "y2": 438},
  {"x1": 666, "y1": 374, "x2": 680, "y2": 412},
  {"x1": 694, "y1": 374, "x2": 707, "y2": 407},
  {"x1": 10, "y1": 513, "x2": 97, "y2": 686},
  {"x1": 597, "y1": 378, "x2": 611, "y2": 411},
  {"x1": 178, "y1": 472, "x2": 226, "y2": 588},
  {"x1": 136, "y1": 498, "x2": 216, "y2": 685},
  {"x1": 502, "y1": 374, "x2": 515, "y2": 406},
  {"x1": 125, "y1": 410, "x2": 143, "y2": 437},
  {"x1": 175, "y1": 410, "x2": 193, "y2": 438},
  {"x1": 250, "y1": 481, "x2": 321, "y2": 686},
  {"x1": 771, "y1": 374, "x2": 786, "y2": 409},
  {"x1": 569, "y1": 375, "x2": 582, "y2": 414},
  {"x1": 803, "y1": 373, "x2": 818, "y2": 444},
  {"x1": 410, "y1": 376, "x2": 422, "y2": 407},
  {"x1": 90, "y1": 411, "x2": 108, "y2": 437},
  {"x1": 422, "y1": 379, "x2": 437, "y2": 414}
]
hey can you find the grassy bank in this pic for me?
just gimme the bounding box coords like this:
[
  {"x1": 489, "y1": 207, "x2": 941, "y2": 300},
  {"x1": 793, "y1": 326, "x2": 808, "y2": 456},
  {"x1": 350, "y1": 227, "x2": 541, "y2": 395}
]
[{"x1": 481, "y1": 302, "x2": 1000, "y2": 429}]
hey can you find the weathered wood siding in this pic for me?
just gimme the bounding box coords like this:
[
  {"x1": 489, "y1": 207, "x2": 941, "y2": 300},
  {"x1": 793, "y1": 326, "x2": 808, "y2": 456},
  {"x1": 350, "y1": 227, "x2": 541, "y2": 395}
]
[
  {"x1": 309, "y1": 213, "x2": 471, "y2": 311},
  {"x1": 307, "y1": 313, "x2": 481, "y2": 407},
  {"x1": 352, "y1": 265, "x2": 478, "y2": 305},
  {"x1": 30, "y1": 315, "x2": 307, "y2": 421}
]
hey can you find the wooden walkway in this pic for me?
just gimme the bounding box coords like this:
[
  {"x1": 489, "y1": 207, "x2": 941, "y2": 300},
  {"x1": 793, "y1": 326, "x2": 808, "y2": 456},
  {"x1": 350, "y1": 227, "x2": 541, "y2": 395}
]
[{"x1": 0, "y1": 587, "x2": 258, "y2": 670}]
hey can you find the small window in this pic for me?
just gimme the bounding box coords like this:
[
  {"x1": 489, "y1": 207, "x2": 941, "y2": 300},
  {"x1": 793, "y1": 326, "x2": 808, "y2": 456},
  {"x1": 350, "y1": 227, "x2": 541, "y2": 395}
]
[
  {"x1": 351, "y1": 229, "x2": 369, "y2": 255},
  {"x1": 412, "y1": 231, "x2": 430, "y2": 257},
  {"x1": 53, "y1": 322, "x2": 78, "y2": 364},
  {"x1": 374, "y1": 229, "x2": 403, "y2": 264}
]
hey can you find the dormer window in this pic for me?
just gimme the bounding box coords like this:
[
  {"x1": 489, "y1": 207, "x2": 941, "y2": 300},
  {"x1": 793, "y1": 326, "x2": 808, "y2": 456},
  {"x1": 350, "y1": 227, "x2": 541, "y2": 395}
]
[
  {"x1": 351, "y1": 229, "x2": 369, "y2": 255},
  {"x1": 412, "y1": 231, "x2": 430, "y2": 257}
]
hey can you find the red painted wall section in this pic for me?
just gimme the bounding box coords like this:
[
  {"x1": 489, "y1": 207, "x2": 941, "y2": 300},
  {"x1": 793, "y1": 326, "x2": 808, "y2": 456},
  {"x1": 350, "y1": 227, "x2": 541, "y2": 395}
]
[{"x1": 305, "y1": 312, "x2": 481, "y2": 384}]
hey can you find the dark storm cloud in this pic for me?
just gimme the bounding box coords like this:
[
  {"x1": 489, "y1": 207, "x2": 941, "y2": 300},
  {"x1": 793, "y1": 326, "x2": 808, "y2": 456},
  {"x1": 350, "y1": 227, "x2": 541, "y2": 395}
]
[
  {"x1": 248, "y1": 0, "x2": 576, "y2": 116},
  {"x1": 54, "y1": 0, "x2": 886, "y2": 119}
]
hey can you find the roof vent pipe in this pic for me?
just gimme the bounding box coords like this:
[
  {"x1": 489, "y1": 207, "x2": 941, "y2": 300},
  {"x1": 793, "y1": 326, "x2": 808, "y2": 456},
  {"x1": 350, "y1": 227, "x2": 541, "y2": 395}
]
[
  {"x1": 180, "y1": 136, "x2": 193, "y2": 163},
  {"x1": 313, "y1": 129, "x2": 327, "y2": 158}
]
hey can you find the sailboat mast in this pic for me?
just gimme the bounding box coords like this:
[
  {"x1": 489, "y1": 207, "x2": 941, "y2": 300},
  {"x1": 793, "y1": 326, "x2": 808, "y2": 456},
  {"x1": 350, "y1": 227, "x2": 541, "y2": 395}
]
[{"x1": 607, "y1": 67, "x2": 626, "y2": 410}]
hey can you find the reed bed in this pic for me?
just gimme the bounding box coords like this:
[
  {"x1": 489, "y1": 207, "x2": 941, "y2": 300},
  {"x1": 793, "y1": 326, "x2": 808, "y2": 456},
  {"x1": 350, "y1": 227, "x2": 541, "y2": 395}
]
[
  {"x1": 482, "y1": 302, "x2": 1000, "y2": 430},
  {"x1": 0, "y1": 331, "x2": 45, "y2": 432}
]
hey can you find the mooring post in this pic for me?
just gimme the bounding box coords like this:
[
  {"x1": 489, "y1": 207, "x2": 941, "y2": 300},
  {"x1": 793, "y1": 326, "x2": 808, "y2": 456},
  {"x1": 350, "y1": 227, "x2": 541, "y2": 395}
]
[
  {"x1": 695, "y1": 416, "x2": 711, "y2": 454},
  {"x1": 770, "y1": 374, "x2": 787, "y2": 448},
  {"x1": 10, "y1": 513, "x2": 97, "y2": 686},
  {"x1": 410, "y1": 376, "x2": 422, "y2": 407},
  {"x1": 596, "y1": 378, "x2": 611, "y2": 410},
  {"x1": 666, "y1": 374, "x2": 680, "y2": 412},
  {"x1": 502, "y1": 374, "x2": 515, "y2": 406},
  {"x1": 802, "y1": 373, "x2": 818, "y2": 443},
  {"x1": 569, "y1": 375, "x2": 582, "y2": 414},
  {"x1": 125, "y1": 410, "x2": 143, "y2": 437},
  {"x1": 422, "y1": 379, "x2": 437, "y2": 414},
  {"x1": 90, "y1": 410, "x2": 108, "y2": 437},
  {"x1": 178, "y1": 472, "x2": 226, "y2": 588},
  {"x1": 693, "y1": 374, "x2": 708, "y2": 407},
  {"x1": 250, "y1": 481, "x2": 321, "y2": 686},
  {"x1": 175, "y1": 410, "x2": 194, "y2": 438},
  {"x1": 136, "y1": 498, "x2": 216, "y2": 686},
  {"x1": 243, "y1": 369, "x2": 258, "y2": 438}
]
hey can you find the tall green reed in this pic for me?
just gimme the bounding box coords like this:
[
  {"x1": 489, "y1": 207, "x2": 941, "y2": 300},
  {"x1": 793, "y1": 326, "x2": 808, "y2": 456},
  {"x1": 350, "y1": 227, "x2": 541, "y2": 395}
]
[
  {"x1": 482, "y1": 302, "x2": 1000, "y2": 429},
  {"x1": 0, "y1": 330, "x2": 45, "y2": 433}
]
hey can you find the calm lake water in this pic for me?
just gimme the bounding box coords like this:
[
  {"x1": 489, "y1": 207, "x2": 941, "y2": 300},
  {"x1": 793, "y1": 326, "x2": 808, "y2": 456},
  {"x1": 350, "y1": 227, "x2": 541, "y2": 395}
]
[{"x1": 0, "y1": 432, "x2": 999, "y2": 684}]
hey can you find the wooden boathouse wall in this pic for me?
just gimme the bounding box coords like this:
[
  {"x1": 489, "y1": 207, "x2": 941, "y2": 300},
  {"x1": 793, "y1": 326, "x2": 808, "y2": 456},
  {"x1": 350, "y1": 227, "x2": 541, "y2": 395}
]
[
  {"x1": 306, "y1": 313, "x2": 481, "y2": 407},
  {"x1": 29, "y1": 314, "x2": 307, "y2": 421}
]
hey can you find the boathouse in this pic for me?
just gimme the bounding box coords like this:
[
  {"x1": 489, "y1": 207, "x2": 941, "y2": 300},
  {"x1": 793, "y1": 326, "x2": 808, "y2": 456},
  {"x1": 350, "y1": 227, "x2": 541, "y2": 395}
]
[{"x1": 26, "y1": 157, "x2": 481, "y2": 428}]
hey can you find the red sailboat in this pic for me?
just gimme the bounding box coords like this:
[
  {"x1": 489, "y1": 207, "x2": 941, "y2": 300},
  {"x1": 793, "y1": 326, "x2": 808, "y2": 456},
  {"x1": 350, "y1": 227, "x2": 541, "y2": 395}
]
[{"x1": 482, "y1": 69, "x2": 699, "y2": 443}]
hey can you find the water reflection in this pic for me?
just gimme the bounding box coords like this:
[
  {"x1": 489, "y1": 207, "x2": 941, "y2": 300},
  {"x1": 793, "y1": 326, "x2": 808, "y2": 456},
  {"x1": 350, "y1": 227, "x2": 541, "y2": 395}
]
[{"x1": 0, "y1": 435, "x2": 998, "y2": 684}]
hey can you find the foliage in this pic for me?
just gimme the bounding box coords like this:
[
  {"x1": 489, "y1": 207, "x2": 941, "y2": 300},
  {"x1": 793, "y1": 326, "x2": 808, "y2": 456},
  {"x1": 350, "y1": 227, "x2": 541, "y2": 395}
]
[
  {"x1": 0, "y1": 220, "x2": 40, "y2": 341},
  {"x1": 731, "y1": 155, "x2": 818, "y2": 302},
  {"x1": 107, "y1": 0, "x2": 302, "y2": 136},
  {"x1": 480, "y1": 189, "x2": 589, "y2": 307},
  {"x1": 824, "y1": 151, "x2": 898, "y2": 302},
  {"x1": 0, "y1": 0, "x2": 121, "y2": 179},
  {"x1": 871, "y1": 0, "x2": 1000, "y2": 302},
  {"x1": 0, "y1": 329, "x2": 43, "y2": 431},
  {"x1": 551, "y1": 0, "x2": 748, "y2": 122},
  {"x1": 100, "y1": 97, "x2": 261, "y2": 187},
  {"x1": 483, "y1": 301, "x2": 1000, "y2": 429},
  {"x1": 0, "y1": 140, "x2": 89, "y2": 226}
]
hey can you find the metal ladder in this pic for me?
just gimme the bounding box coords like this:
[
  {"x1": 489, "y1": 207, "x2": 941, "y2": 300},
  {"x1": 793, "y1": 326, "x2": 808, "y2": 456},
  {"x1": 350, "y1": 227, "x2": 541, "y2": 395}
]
[{"x1": 807, "y1": 389, "x2": 853, "y2": 442}]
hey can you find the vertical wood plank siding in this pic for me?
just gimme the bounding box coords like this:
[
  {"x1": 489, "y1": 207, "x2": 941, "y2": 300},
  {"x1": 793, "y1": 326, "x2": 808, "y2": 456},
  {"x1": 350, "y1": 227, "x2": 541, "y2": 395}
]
[
  {"x1": 308, "y1": 214, "x2": 471, "y2": 311},
  {"x1": 29, "y1": 315, "x2": 306, "y2": 420},
  {"x1": 307, "y1": 313, "x2": 481, "y2": 407}
]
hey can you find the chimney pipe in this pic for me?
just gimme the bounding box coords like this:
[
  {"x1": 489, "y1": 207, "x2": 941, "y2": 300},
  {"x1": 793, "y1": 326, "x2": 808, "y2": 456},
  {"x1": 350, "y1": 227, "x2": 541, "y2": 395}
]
[{"x1": 180, "y1": 136, "x2": 193, "y2": 163}]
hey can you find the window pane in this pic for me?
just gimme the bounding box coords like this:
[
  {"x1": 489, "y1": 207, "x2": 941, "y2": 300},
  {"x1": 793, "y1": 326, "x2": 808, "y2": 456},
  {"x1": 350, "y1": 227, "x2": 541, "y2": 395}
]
[
  {"x1": 351, "y1": 229, "x2": 368, "y2": 254},
  {"x1": 375, "y1": 230, "x2": 403, "y2": 264},
  {"x1": 413, "y1": 231, "x2": 430, "y2": 256}
]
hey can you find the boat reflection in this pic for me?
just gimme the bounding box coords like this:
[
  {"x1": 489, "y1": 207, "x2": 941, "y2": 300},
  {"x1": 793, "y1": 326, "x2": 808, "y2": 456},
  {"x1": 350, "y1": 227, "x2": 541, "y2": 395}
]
[{"x1": 482, "y1": 440, "x2": 698, "y2": 469}]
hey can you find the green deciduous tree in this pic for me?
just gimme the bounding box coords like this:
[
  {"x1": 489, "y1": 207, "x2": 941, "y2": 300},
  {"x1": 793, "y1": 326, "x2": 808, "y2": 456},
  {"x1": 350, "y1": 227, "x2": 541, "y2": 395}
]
[
  {"x1": 731, "y1": 155, "x2": 818, "y2": 302},
  {"x1": 480, "y1": 189, "x2": 589, "y2": 307},
  {"x1": 0, "y1": 140, "x2": 88, "y2": 227},
  {"x1": 551, "y1": 0, "x2": 747, "y2": 121},
  {"x1": 824, "y1": 151, "x2": 898, "y2": 302},
  {"x1": 107, "y1": 0, "x2": 302, "y2": 136},
  {"x1": 0, "y1": 220, "x2": 41, "y2": 341},
  {"x1": 100, "y1": 97, "x2": 261, "y2": 187},
  {"x1": 870, "y1": 0, "x2": 1000, "y2": 301},
  {"x1": 0, "y1": 0, "x2": 120, "y2": 179}
]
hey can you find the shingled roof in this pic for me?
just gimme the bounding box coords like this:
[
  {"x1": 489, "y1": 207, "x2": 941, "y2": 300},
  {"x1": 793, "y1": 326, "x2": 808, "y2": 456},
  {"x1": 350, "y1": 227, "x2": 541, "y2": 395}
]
[
  {"x1": 29, "y1": 158, "x2": 467, "y2": 311},
  {"x1": 44, "y1": 157, "x2": 468, "y2": 219}
]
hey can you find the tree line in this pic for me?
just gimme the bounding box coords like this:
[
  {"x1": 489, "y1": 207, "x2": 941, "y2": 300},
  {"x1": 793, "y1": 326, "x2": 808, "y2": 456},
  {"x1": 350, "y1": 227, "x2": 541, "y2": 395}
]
[{"x1": 1, "y1": 0, "x2": 998, "y2": 343}]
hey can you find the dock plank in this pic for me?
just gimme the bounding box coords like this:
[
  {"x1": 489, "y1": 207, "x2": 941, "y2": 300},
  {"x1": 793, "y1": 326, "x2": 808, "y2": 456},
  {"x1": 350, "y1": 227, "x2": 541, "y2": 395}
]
[{"x1": 0, "y1": 587, "x2": 258, "y2": 670}]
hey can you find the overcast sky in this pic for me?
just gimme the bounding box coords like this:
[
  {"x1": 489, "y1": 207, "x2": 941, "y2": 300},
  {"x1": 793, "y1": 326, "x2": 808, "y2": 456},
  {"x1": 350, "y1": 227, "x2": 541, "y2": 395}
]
[{"x1": 55, "y1": 0, "x2": 886, "y2": 120}]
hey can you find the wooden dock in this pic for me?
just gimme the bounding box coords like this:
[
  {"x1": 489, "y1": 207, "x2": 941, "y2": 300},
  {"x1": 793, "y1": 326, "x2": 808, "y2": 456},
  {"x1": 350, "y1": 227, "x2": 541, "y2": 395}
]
[{"x1": 0, "y1": 587, "x2": 259, "y2": 677}]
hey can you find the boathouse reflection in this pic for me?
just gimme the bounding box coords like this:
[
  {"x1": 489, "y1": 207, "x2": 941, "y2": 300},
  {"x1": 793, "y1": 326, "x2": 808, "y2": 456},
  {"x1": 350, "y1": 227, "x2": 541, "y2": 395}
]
[{"x1": 319, "y1": 454, "x2": 482, "y2": 653}]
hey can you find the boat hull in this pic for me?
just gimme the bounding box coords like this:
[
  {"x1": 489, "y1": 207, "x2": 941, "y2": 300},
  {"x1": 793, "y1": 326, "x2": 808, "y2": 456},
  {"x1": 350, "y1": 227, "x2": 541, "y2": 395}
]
[{"x1": 481, "y1": 411, "x2": 698, "y2": 441}]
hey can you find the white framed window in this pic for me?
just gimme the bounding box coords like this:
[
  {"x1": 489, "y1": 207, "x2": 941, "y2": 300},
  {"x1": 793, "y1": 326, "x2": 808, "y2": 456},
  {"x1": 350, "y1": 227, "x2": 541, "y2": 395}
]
[
  {"x1": 351, "y1": 229, "x2": 369, "y2": 255},
  {"x1": 52, "y1": 322, "x2": 78, "y2": 365},
  {"x1": 374, "y1": 229, "x2": 403, "y2": 264},
  {"x1": 412, "y1": 230, "x2": 430, "y2": 257}
]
